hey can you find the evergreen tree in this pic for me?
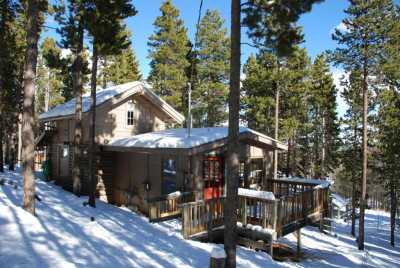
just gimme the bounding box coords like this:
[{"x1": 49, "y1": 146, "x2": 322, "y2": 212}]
[
  {"x1": 279, "y1": 48, "x2": 310, "y2": 177},
  {"x1": 193, "y1": 9, "x2": 230, "y2": 127},
  {"x1": 0, "y1": 0, "x2": 21, "y2": 172},
  {"x1": 338, "y1": 70, "x2": 363, "y2": 236},
  {"x1": 35, "y1": 37, "x2": 65, "y2": 115},
  {"x1": 307, "y1": 54, "x2": 340, "y2": 178},
  {"x1": 148, "y1": 0, "x2": 191, "y2": 112},
  {"x1": 376, "y1": 88, "x2": 400, "y2": 247},
  {"x1": 330, "y1": 0, "x2": 397, "y2": 250},
  {"x1": 85, "y1": 0, "x2": 137, "y2": 207},
  {"x1": 224, "y1": 1, "x2": 241, "y2": 265},
  {"x1": 22, "y1": 0, "x2": 48, "y2": 215},
  {"x1": 100, "y1": 42, "x2": 142, "y2": 87},
  {"x1": 242, "y1": 53, "x2": 277, "y2": 135},
  {"x1": 55, "y1": 0, "x2": 86, "y2": 196}
]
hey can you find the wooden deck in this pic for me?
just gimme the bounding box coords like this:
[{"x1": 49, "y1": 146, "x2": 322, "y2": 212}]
[{"x1": 147, "y1": 179, "x2": 330, "y2": 242}]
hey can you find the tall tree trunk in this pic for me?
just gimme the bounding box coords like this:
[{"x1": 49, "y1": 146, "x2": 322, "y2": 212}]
[
  {"x1": 17, "y1": 113, "x2": 22, "y2": 166},
  {"x1": 72, "y1": 17, "x2": 84, "y2": 196},
  {"x1": 358, "y1": 62, "x2": 368, "y2": 251},
  {"x1": 224, "y1": 0, "x2": 240, "y2": 266},
  {"x1": 321, "y1": 114, "x2": 326, "y2": 178},
  {"x1": 5, "y1": 134, "x2": 10, "y2": 166},
  {"x1": 390, "y1": 182, "x2": 396, "y2": 247},
  {"x1": 273, "y1": 86, "x2": 279, "y2": 180},
  {"x1": 9, "y1": 127, "x2": 16, "y2": 171},
  {"x1": 23, "y1": 0, "x2": 41, "y2": 215},
  {"x1": 351, "y1": 125, "x2": 357, "y2": 236},
  {"x1": 88, "y1": 43, "x2": 98, "y2": 207},
  {"x1": 286, "y1": 138, "x2": 291, "y2": 177},
  {"x1": 0, "y1": 122, "x2": 4, "y2": 173}
]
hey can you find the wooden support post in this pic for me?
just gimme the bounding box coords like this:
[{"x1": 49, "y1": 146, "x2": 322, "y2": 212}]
[
  {"x1": 319, "y1": 213, "x2": 323, "y2": 232},
  {"x1": 269, "y1": 239, "x2": 274, "y2": 258},
  {"x1": 242, "y1": 197, "x2": 247, "y2": 226},
  {"x1": 296, "y1": 228, "x2": 301, "y2": 258},
  {"x1": 209, "y1": 247, "x2": 226, "y2": 268}
]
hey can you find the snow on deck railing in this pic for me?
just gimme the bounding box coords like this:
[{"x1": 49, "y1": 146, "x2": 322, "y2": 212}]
[
  {"x1": 238, "y1": 188, "x2": 275, "y2": 201},
  {"x1": 277, "y1": 177, "x2": 331, "y2": 189}
]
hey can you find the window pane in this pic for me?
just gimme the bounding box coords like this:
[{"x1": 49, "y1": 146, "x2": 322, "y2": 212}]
[
  {"x1": 162, "y1": 159, "x2": 177, "y2": 194},
  {"x1": 127, "y1": 110, "x2": 134, "y2": 125}
]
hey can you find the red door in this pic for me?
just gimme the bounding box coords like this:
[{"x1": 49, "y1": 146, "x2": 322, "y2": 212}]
[{"x1": 203, "y1": 156, "x2": 224, "y2": 200}]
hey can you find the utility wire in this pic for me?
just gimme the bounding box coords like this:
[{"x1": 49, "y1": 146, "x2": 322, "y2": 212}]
[{"x1": 189, "y1": 0, "x2": 204, "y2": 84}]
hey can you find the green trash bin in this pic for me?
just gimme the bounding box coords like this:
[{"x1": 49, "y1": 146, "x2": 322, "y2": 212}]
[{"x1": 42, "y1": 160, "x2": 51, "y2": 180}]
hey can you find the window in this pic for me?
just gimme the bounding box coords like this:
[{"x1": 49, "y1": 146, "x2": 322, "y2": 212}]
[
  {"x1": 127, "y1": 100, "x2": 135, "y2": 126},
  {"x1": 162, "y1": 159, "x2": 177, "y2": 194},
  {"x1": 127, "y1": 110, "x2": 134, "y2": 126}
]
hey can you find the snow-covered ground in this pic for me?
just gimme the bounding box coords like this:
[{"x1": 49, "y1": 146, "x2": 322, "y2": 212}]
[{"x1": 1, "y1": 169, "x2": 399, "y2": 268}]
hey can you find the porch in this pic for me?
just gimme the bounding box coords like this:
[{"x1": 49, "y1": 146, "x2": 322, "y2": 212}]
[{"x1": 146, "y1": 177, "x2": 330, "y2": 256}]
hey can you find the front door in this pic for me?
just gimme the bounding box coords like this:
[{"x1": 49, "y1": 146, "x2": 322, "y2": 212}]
[{"x1": 203, "y1": 156, "x2": 224, "y2": 200}]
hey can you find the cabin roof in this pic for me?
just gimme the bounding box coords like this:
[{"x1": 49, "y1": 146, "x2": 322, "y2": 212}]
[
  {"x1": 104, "y1": 127, "x2": 288, "y2": 154},
  {"x1": 38, "y1": 81, "x2": 185, "y2": 124}
]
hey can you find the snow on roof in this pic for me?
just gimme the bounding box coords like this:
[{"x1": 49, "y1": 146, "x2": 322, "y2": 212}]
[
  {"x1": 331, "y1": 193, "x2": 349, "y2": 209},
  {"x1": 38, "y1": 81, "x2": 184, "y2": 123},
  {"x1": 106, "y1": 127, "x2": 285, "y2": 150},
  {"x1": 39, "y1": 81, "x2": 142, "y2": 120},
  {"x1": 278, "y1": 176, "x2": 331, "y2": 189},
  {"x1": 238, "y1": 188, "x2": 275, "y2": 201}
]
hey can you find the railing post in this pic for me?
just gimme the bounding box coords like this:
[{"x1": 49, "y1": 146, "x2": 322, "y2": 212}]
[
  {"x1": 273, "y1": 199, "x2": 278, "y2": 230},
  {"x1": 242, "y1": 197, "x2": 247, "y2": 226}
]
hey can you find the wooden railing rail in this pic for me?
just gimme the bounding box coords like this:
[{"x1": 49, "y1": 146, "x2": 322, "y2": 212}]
[
  {"x1": 237, "y1": 195, "x2": 279, "y2": 231},
  {"x1": 181, "y1": 198, "x2": 225, "y2": 239},
  {"x1": 147, "y1": 191, "x2": 195, "y2": 222},
  {"x1": 276, "y1": 187, "x2": 329, "y2": 231}
]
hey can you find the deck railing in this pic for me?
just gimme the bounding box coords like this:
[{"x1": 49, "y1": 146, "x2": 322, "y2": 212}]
[
  {"x1": 180, "y1": 180, "x2": 329, "y2": 238},
  {"x1": 238, "y1": 196, "x2": 278, "y2": 230},
  {"x1": 181, "y1": 197, "x2": 225, "y2": 239},
  {"x1": 147, "y1": 191, "x2": 195, "y2": 222}
]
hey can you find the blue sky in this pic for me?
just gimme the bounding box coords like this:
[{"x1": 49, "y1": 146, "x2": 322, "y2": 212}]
[
  {"x1": 42, "y1": 0, "x2": 373, "y2": 117},
  {"x1": 44, "y1": 0, "x2": 350, "y2": 77}
]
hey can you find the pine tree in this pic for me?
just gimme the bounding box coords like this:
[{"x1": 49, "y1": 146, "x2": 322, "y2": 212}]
[
  {"x1": 148, "y1": 0, "x2": 190, "y2": 112},
  {"x1": 0, "y1": 0, "x2": 21, "y2": 172},
  {"x1": 35, "y1": 37, "x2": 65, "y2": 115},
  {"x1": 85, "y1": 0, "x2": 137, "y2": 207},
  {"x1": 224, "y1": 1, "x2": 241, "y2": 266},
  {"x1": 330, "y1": 0, "x2": 397, "y2": 250},
  {"x1": 379, "y1": 4, "x2": 400, "y2": 247},
  {"x1": 193, "y1": 9, "x2": 230, "y2": 127},
  {"x1": 307, "y1": 54, "x2": 340, "y2": 178},
  {"x1": 22, "y1": 0, "x2": 47, "y2": 215},
  {"x1": 228, "y1": 2, "x2": 322, "y2": 261},
  {"x1": 339, "y1": 70, "x2": 363, "y2": 236},
  {"x1": 100, "y1": 41, "x2": 142, "y2": 87},
  {"x1": 55, "y1": 0, "x2": 85, "y2": 196},
  {"x1": 279, "y1": 48, "x2": 310, "y2": 177},
  {"x1": 375, "y1": 88, "x2": 400, "y2": 246},
  {"x1": 242, "y1": 53, "x2": 277, "y2": 135}
]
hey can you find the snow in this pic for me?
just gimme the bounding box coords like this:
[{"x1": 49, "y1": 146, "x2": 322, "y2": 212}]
[
  {"x1": 210, "y1": 247, "x2": 226, "y2": 259},
  {"x1": 238, "y1": 188, "x2": 275, "y2": 201},
  {"x1": 107, "y1": 127, "x2": 284, "y2": 150},
  {"x1": 166, "y1": 191, "x2": 181, "y2": 199},
  {"x1": 1, "y1": 168, "x2": 400, "y2": 268},
  {"x1": 332, "y1": 193, "x2": 349, "y2": 211},
  {"x1": 278, "y1": 176, "x2": 331, "y2": 189}
]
